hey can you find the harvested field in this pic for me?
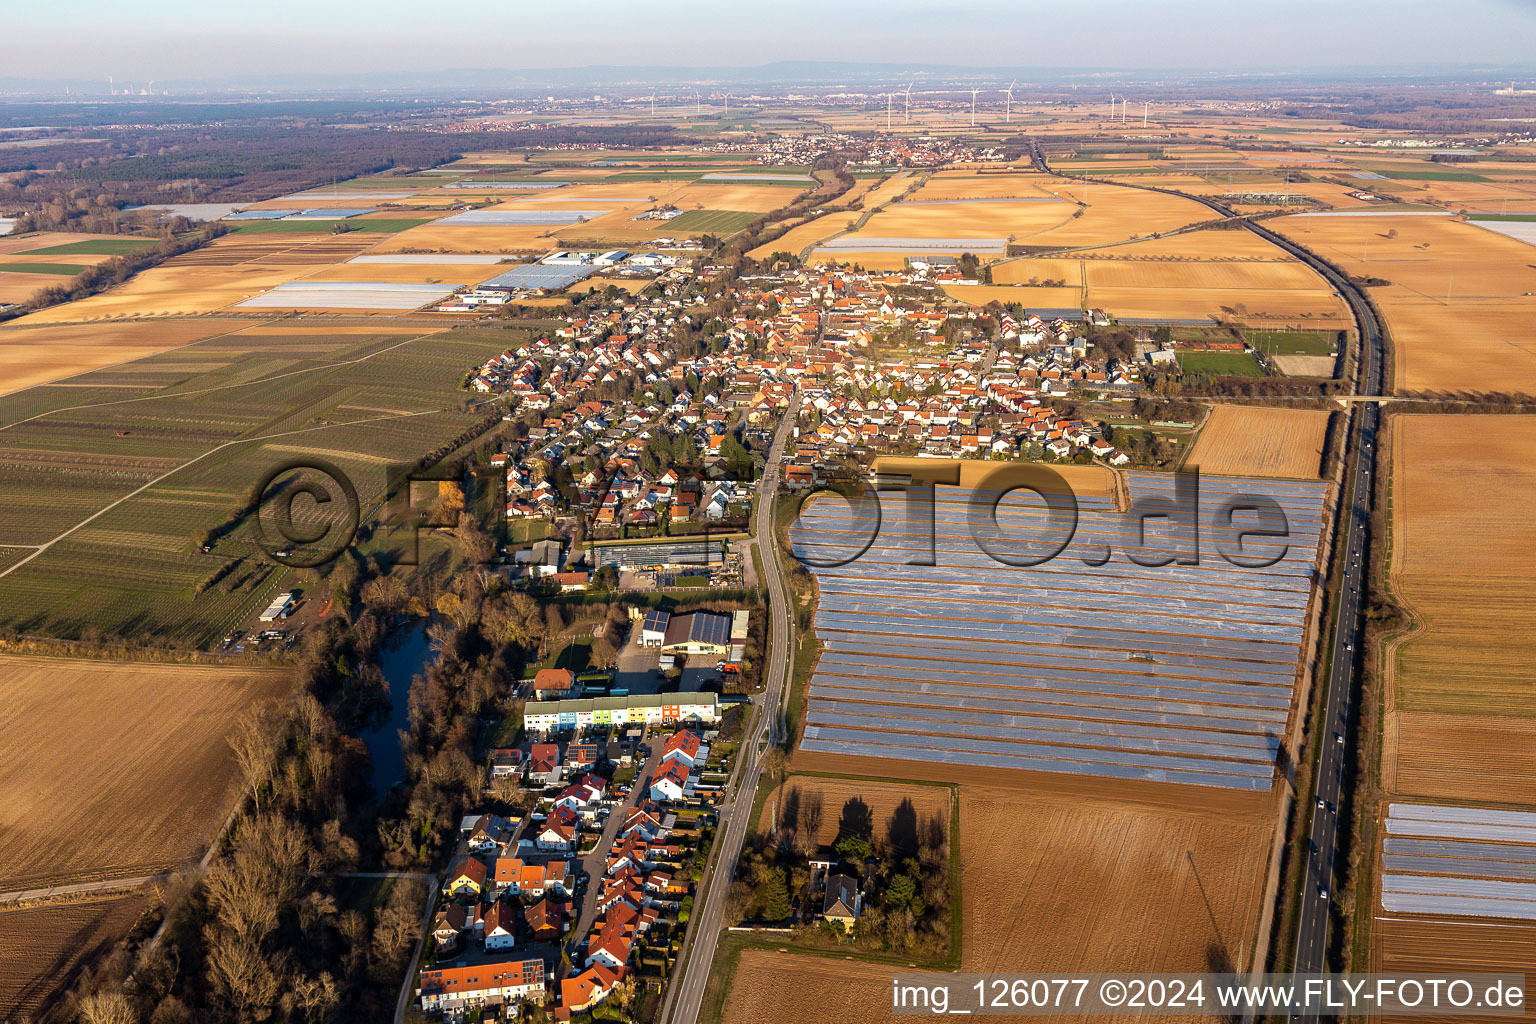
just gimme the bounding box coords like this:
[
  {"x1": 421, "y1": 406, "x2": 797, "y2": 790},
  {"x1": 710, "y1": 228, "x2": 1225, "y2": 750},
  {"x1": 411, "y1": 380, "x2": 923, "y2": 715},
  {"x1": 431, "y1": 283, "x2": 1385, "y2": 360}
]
[
  {"x1": 0, "y1": 272, "x2": 69, "y2": 303},
  {"x1": 0, "y1": 655, "x2": 292, "y2": 890},
  {"x1": 721, "y1": 951, "x2": 897, "y2": 1024},
  {"x1": 988, "y1": 234, "x2": 1349, "y2": 325},
  {"x1": 0, "y1": 320, "x2": 257, "y2": 396},
  {"x1": 1384, "y1": 415, "x2": 1536, "y2": 803},
  {"x1": 756, "y1": 776, "x2": 950, "y2": 847},
  {"x1": 959, "y1": 786, "x2": 1272, "y2": 974},
  {"x1": 1373, "y1": 916, "x2": 1536, "y2": 1024},
  {"x1": 1186, "y1": 405, "x2": 1331, "y2": 478},
  {"x1": 1271, "y1": 212, "x2": 1536, "y2": 391},
  {"x1": 871, "y1": 455, "x2": 1116, "y2": 500},
  {"x1": 0, "y1": 894, "x2": 151, "y2": 1022}
]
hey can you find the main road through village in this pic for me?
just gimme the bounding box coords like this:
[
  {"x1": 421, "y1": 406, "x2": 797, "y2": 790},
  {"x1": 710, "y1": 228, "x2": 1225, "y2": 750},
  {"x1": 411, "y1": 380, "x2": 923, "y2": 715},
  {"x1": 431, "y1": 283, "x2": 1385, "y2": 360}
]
[{"x1": 661, "y1": 392, "x2": 799, "y2": 1024}]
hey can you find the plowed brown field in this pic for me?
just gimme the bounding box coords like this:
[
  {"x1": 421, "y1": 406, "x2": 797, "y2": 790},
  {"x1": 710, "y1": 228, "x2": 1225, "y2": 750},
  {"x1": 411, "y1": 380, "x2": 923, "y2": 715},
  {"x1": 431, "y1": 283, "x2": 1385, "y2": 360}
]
[
  {"x1": 0, "y1": 894, "x2": 150, "y2": 1022},
  {"x1": 1373, "y1": 917, "x2": 1536, "y2": 1024},
  {"x1": 0, "y1": 655, "x2": 291, "y2": 890}
]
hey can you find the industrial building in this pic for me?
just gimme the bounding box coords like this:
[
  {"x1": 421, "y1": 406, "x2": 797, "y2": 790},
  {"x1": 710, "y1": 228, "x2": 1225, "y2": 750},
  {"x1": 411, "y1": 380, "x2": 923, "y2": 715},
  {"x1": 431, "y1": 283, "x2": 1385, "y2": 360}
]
[{"x1": 659, "y1": 612, "x2": 732, "y2": 656}]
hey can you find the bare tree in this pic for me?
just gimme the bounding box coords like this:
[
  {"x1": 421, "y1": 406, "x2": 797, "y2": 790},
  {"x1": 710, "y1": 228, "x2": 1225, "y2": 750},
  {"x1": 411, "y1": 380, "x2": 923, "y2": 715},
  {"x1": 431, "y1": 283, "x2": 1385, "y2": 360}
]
[
  {"x1": 79, "y1": 991, "x2": 138, "y2": 1024},
  {"x1": 227, "y1": 703, "x2": 286, "y2": 812}
]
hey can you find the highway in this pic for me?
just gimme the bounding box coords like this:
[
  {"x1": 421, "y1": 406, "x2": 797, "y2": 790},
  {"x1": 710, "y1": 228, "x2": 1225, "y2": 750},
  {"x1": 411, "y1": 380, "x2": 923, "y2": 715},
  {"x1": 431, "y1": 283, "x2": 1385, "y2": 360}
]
[
  {"x1": 660, "y1": 392, "x2": 800, "y2": 1024},
  {"x1": 1034, "y1": 139, "x2": 1385, "y2": 985}
]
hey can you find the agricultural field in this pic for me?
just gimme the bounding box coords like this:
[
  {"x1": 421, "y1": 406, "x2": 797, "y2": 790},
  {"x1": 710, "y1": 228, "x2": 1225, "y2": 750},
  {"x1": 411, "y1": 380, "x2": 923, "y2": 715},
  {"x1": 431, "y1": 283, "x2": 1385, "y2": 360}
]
[
  {"x1": 0, "y1": 322, "x2": 525, "y2": 644},
  {"x1": 985, "y1": 231, "x2": 1350, "y2": 326},
  {"x1": 1187, "y1": 405, "x2": 1332, "y2": 479},
  {"x1": 1270, "y1": 211, "x2": 1536, "y2": 392},
  {"x1": 755, "y1": 775, "x2": 951, "y2": 847},
  {"x1": 959, "y1": 786, "x2": 1273, "y2": 975},
  {"x1": 1372, "y1": 917, "x2": 1536, "y2": 1024},
  {"x1": 721, "y1": 952, "x2": 900, "y2": 1024},
  {"x1": 1383, "y1": 415, "x2": 1536, "y2": 804},
  {"x1": 789, "y1": 472, "x2": 1325, "y2": 790},
  {"x1": 0, "y1": 655, "x2": 292, "y2": 890},
  {"x1": 0, "y1": 319, "x2": 259, "y2": 396},
  {"x1": 0, "y1": 233, "x2": 158, "y2": 257},
  {"x1": 7, "y1": 234, "x2": 381, "y2": 323},
  {"x1": 0, "y1": 271, "x2": 74, "y2": 303},
  {"x1": 0, "y1": 894, "x2": 151, "y2": 1022}
]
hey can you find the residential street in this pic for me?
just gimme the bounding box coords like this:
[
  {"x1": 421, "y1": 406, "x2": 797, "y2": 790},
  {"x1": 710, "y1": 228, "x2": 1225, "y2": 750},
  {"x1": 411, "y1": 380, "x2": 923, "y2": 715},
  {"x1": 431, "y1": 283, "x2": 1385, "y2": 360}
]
[{"x1": 562, "y1": 733, "x2": 665, "y2": 967}]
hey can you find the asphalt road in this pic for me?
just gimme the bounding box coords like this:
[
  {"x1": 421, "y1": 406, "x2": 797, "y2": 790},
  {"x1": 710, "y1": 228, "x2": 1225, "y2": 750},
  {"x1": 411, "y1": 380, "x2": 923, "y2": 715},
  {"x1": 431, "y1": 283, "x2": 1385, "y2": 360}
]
[
  {"x1": 660, "y1": 394, "x2": 800, "y2": 1024},
  {"x1": 1033, "y1": 142, "x2": 1385, "y2": 988}
]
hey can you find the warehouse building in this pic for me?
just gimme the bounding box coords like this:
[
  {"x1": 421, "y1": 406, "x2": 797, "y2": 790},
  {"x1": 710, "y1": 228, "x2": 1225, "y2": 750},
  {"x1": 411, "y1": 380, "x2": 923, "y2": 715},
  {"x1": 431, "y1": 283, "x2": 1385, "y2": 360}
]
[
  {"x1": 523, "y1": 692, "x2": 719, "y2": 733},
  {"x1": 660, "y1": 611, "x2": 732, "y2": 656}
]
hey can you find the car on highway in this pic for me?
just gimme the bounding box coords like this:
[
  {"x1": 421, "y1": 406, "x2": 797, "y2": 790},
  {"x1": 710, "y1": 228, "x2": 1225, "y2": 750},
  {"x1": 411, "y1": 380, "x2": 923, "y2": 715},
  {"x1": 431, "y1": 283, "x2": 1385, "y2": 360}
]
[
  {"x1": 1336, "y1": 732, "x2": 1344, "y2": 745},
  {"x1": 1319, "y1": 886, "x2": 1329, "y2": 900}
]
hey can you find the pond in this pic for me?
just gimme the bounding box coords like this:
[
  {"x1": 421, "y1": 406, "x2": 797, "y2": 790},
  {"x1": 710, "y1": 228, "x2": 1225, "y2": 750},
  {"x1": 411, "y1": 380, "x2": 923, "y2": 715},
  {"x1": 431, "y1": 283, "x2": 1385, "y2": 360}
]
[{"x1": 360, "y1": 621, "x2": 435, "y2": 796}]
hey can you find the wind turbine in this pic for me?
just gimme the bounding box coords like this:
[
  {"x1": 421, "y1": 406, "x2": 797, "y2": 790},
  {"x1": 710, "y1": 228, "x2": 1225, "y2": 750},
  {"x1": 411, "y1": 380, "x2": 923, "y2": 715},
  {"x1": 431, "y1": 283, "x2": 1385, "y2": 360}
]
[
  {"x1": 649, "y1": 93, "x2": 656, "y2": 116},
  {"x1": 885, "y1": 91, "x2": 893, "y2": 131},
  {"x1": 1005, "y1": 80, "x2": 1016, "y2": 123},
  {"x1": 970, "y1": 87, "x2": 981, "y2": 127},
  {"x1": 1142, "y1": 100, "x2": 1149, "y2": 128},
  {"x1": 903, "y1": 82, "x2": 914, "y2": 123},
  {"x1": 723, "y1": 93, "x2": 729, "y2": 114},
  {"x1": 1109, "y1": 93, "x2": 1114, "y2": 119},
  {"x1": 695, "y1": 90, "x2": 702, "y2": 116}
]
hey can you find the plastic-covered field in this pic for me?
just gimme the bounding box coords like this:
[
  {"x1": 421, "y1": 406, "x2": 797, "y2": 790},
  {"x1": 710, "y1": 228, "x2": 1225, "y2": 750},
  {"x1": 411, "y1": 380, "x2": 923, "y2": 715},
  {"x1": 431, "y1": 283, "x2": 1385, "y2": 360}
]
[
  {"x1": 791, "y1": 472, "x2": 1328, "y2": 790},
  {"x1": 1380, "y1": 804, "x2": 1536, "y2": 920}
]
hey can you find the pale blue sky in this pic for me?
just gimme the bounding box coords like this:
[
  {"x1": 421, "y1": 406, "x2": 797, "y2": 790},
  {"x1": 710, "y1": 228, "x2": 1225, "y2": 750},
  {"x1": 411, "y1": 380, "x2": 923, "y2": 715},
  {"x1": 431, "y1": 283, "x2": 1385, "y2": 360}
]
[{"x1": 8, "y1": 0, "x2": 1536, "y2": 81}]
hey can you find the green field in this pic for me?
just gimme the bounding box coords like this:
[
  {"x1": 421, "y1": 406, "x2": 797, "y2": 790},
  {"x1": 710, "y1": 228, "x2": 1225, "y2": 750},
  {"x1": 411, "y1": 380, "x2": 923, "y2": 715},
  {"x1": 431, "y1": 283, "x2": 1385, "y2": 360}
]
[
  {"x1": 230, "y1": 218, "x2": 432, "y2": 234},
  {"x1": 18, "y1": 238, "x2": 158, "y2": 256},
  {"x1": 0, "y1": 323, "x2": 544, "y2": 646},
  {"x1": 1177, "y1": 350, "x2": 1268, "y2": 377},
  {"x1": 599, "y1": 171, "x2": 707, "y2": 183},
  {"x1": 1469, "y1": 213, "x2": 1536, "y2": 222},
  {"x1": 1372, "y1": 168, "x2": 1490, "y2": 182},
  {"x1": 1243, "y1": 329, "x2": 1338, "y2": 356},
  {"x1": 664, "y1": 210, "x2": 759, "y2": 234},
  {"x1": 0, "y1": 262, "x2": 85, "y2": 275}
]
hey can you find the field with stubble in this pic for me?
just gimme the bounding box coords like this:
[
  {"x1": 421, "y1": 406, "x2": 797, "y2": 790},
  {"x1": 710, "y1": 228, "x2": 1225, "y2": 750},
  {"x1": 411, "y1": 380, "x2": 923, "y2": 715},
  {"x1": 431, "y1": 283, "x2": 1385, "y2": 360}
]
[
  {"x1": 722, "y1": 951, "x2": 899, "y2": 1024},
  {"x1": 958, "y1": 786, "x2": 1273, "y2": 976},
  {"x1": 1271, "y1": 212, "x2": 1536, "y2": 392},
  {"x1": 1186, "y1": 405, "x2": 1332, "y2": 478},
  {"x1": 0, "y1": 894, "x2": 151, "y2": 1022},
  {"x1": 0, "y1": 655, "x2": 291, "y2": 890},
  {"x1": 1383, "y1": 415, "x2": 1536, "y2": 803},
  {"x1": 1373, "y1": 917, "x2": 1536, "y2": 1024}
]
